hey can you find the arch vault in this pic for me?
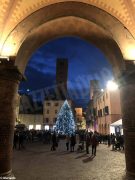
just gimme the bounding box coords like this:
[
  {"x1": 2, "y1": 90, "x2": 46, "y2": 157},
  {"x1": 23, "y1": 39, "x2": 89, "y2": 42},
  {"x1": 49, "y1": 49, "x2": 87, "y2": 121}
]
[{"x1": 0, "y1": 1, "x2": 135, "y2": 178}]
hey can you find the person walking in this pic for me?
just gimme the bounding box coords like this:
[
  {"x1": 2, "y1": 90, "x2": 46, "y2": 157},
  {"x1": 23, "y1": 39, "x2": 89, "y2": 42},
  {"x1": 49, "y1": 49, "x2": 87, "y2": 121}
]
[
  {"x1": 66, "y1": 135, "x2": 70, "y2": 151},
  {"x1": 111, "y1": 134, "x2": 116, "y2": 150},
  {"x1": 85, "y1": 132, "x2": 91, "y2": 154},
  {"x1": 18, "y1": 131, "x2": 25, "y2": 150},
  {"x1": 13, "y1": 131, "x2": 18, "y2": 149},
  {"x1": 70, "y1": 134, "x2": 76, "y2": 152},
  {"x1": 91, "y1": 131, "x2": 98, "y2": 156},
  {"x1": 107, "y1": 134, "x2": 111, "y2": 147},
  {"x1": 51, "y1": 132, "x2": 57, "y2": 151}
]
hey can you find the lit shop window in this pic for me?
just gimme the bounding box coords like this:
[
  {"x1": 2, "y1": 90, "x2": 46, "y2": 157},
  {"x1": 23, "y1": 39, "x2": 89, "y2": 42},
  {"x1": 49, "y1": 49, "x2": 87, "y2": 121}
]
[
  {"x1": 45, "y1": 125, "x2": 49, "y2": 130},
  {"x1": 36, "y1": 125, "x2": 41, "y2": 130},
  {"x1": 29, "y1": 125, "x2": 33, "y2": 130}
]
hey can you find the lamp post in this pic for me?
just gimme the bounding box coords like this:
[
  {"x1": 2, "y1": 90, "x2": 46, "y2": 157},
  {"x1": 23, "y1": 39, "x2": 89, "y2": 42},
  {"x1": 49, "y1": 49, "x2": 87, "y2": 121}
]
[{"x1": 106, "y1": 80, "x2": 118, "y2": 134}]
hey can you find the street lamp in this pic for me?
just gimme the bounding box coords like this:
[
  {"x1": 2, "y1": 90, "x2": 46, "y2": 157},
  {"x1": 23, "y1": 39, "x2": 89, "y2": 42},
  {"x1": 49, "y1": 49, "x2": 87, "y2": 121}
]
[
  {"x1": 106, "y1": 80, "x2": 118, "y2": 91},
  {"x1": 103, "y1": 80, "x2": 118, "y2": 134},
  {"x1": 27, "y1": 89, "x2": 30, "y2": 93}
]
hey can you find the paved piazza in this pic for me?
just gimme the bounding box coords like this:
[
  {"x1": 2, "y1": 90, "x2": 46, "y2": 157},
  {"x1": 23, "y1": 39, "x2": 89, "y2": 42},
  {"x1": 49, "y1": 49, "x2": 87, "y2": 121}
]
[{"x1": 12, "y1": 140, "x2": 130, "y2": 180}]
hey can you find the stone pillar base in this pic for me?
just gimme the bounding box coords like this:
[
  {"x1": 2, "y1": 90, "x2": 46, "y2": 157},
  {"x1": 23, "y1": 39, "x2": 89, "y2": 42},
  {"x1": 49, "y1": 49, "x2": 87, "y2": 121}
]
[
  {"x1": 0, "y1": 170, "x2": 12, "y2": 177},
  {"x1": 0, "y1": 170, "x2": 16, "y2": 179},
  {"x1": 0, "y1": 59, "x2": 22, "y2": 176},
  {"x1": 126, "y1": 171, "x2": 135, "y2": 179},
  {"x1": 118, "y1": 62, "x2": 135, "y2": 177}
]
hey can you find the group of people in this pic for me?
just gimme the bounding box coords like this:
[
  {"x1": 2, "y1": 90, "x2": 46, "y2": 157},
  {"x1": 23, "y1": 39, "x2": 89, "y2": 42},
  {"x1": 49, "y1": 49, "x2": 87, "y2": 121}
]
[
  {"x1": 13, "y1": 129, "x2": 124, "y2": 156},
  {"x1": 13, "y1": 130, "x2": 25, "y2": 150},
  {"x1": 65, "y1": 134, "x2": 76, "y2": 152},
  {"x1": 98, "y1": 133, "x2": 124, "y2": 150},
  {"x1": 85, "y1": 131, "x2": 98, "y2": 155},
  {"x1": 50, "y1": 130, "x2": 99, "y2": 156},
  {"x1": 50, "y1": 132, "x2": 76, "y2": 152}
]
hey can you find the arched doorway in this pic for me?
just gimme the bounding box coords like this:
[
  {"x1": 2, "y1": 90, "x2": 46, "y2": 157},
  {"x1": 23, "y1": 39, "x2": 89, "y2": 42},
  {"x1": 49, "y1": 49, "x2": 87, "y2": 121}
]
[{"x1": 0, "y1": 1, "x2": 135, "y2": 178}]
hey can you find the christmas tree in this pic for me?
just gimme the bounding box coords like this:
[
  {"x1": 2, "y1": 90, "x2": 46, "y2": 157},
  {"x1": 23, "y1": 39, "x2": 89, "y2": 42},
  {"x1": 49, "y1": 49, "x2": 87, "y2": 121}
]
[{"x1": 56, "y1": 100, "x2": 75, "y2": 135}]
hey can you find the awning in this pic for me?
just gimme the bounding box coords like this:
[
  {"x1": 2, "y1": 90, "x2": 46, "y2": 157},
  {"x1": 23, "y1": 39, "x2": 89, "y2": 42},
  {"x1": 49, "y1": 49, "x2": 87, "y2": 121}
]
[{"x1": 110, "y1": 119, "x2": 122, "y2": 126}]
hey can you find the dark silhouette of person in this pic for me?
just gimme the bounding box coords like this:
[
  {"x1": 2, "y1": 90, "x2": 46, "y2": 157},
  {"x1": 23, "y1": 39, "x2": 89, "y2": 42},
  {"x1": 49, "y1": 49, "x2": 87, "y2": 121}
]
[
  {"x1": 119, "y1": 135, "x2": 124, "y2": 150},
  {"x1": 85, "y1": 133, "x2": 91, "y2": 154},
  {"x1": 70, "y1": 134, "x2": 76, "y2": 152},
  {"x1": 18, "y1": 131, "x2": 25, "y2": 150},
  {"x1": 13, "y1": 131, "x2": 18, "y2": 149},
  {"x1": 107, "y1": 134, "x2": 111, "y2": 147},
  {"x1": 51, "y1": 132, "x2": 57, "y2": 151},
  {"x1": 111, "y1": 134, "x2": 116, "y2": 150},
  {"x1": 91, "y1": 131, "x2": 98, "y2": 156},
  {"x1": 66, "y1": 135, "x2": 70, "y2": 151}
]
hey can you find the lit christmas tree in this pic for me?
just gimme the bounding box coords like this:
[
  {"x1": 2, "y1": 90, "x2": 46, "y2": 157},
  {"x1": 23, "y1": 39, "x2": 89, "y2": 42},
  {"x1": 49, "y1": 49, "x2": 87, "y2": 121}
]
[{"x1": 56, "y1": 100, "x2": 75, "y2": 135}]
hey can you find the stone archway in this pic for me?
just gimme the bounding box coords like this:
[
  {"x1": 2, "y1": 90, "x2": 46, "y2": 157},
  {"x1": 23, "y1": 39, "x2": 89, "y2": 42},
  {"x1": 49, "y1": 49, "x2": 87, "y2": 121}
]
[
  {"x1": 0, "y1": 1, "x2": 135, "y2": 178},
  {"x1": 15, "y1": 16, "x2": 124, "y2": 76}
]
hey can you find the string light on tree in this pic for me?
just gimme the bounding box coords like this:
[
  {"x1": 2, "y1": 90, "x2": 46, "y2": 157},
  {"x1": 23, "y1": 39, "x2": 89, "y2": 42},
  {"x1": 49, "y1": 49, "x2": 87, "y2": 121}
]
[{"x1": 56, "y1": 100, "x2": 75, "y2": 136}]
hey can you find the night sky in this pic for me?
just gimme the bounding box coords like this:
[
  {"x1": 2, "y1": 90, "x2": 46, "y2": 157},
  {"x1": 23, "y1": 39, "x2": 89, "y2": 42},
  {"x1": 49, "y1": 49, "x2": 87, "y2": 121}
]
[{"x1": 19, "y1": 37, "x2": 113, "y2": 107}]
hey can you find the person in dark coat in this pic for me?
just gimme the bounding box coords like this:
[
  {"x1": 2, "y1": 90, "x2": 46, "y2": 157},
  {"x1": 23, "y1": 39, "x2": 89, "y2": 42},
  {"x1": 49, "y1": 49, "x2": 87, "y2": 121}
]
[
  {"x1": 13, "y1": 131, "x2": 18, "y2": 149},
  {"x1": 66, "y1": 135, "x2": 70, "y2": 151},
  {"x1": 70, "y1": 134, "x2": 76, "y2": 152},
  {"x1": 119, "y1": 135, "x2": 124, "y2": 150},
  {"x1": 107, "y1": 134, "x2": 111, "y2": 147},
  {"x1": 111, "y1": 134, "x2": 116, "y2": 150},
  {"x1": 85, "y1": 133, "x2": 91, "y2": 154},
  {"x1": 51, "y1": 132, "x2": 57, "y2": 151},
  {"x1": 91, "y1": 131, "x2": 98, "y2": 156},
  {"x1": 18, "y1": 131, "x2": 25, "y2": 150}
]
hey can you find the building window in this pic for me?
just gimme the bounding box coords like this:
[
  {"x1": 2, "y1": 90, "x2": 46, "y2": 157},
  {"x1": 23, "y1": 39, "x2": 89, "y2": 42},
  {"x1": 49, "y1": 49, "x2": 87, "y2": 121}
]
[
  {"x1": 53, "y1": 118, "x2": 57, "y2": 123},
  {"x1": 104, "y1": 106, "x2": 109, "y2": 115},
  {"x1": 98, "y1": 110, "x2": 100, "y2": 117},
  {"x1": 46, "y1": 110, "x2": 49, "y2": 114},
  {"x1": 55, "y1": 110, "x2": 58, "y2": 114},
  {"x1": 36, "y1": 125, "x2": 41, "y2": 130},
  {"x1": 45, "y1": 125, "x2": 49, "y2": 130},
  {"x1": 98, "y1": 109, "x2": 102, "y2": 117},
  {"x1": 105, "y1": 106, "x2": 109, "y2": 115},
  {"x1": 29, "y1": 125, "x2": 33, "y2": 130},
  {"x1": 46, "y1": 102, "x2": 50, "y2": 106},
  {"x1": 103, "y1": 95, "x2": 104, "y2": 101},
  {"x1": 55, "y1": 103, "x2": 59, "y2": 106},
  {"x1": 100, "y1": 109, "x2": 102, "y2": 117},
  {"x1": 46, "y1": 118, "x2": 49, "y2": 123}
]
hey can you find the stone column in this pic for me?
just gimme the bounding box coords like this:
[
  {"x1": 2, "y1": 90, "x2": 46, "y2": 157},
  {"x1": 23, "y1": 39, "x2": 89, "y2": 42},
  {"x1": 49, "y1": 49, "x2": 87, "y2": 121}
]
[
  {"x1": 0, "y1": 59, "x2": 22, "y2": 176},
  {"x1": 118, "y1": 61, "x2": 135, "y2": 177}
]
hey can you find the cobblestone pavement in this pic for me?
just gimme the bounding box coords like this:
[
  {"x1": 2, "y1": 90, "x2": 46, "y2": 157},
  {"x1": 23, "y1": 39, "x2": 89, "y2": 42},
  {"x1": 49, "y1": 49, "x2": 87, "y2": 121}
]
[{"x1": 12, "y1": 140, "x2": 131, "y2": 180}]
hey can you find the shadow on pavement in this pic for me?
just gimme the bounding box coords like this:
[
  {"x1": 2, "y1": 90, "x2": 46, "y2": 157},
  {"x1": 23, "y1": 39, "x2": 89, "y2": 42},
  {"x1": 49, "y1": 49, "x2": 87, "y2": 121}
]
[
  {"x1": 55, "y1": 151, "x2": 71, "y2": 155},
  {"x1": 82, "y1": 155, "x2": 95, "y2": 163},
  {"x1": 110, "y1": 150, "x2": 125, "y2": 155},
  {"x1": 75, "y1": 153, "x2": 89, "y2": 159}
]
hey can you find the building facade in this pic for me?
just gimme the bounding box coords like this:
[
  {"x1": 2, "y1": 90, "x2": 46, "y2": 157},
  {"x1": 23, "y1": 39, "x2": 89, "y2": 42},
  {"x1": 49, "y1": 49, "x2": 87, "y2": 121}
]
[
  {"x1": 16, "y1": 94, "x2": 43, "y2": 129},
  {"x1": 18, "y1": 114, "x2": 43, "y2": 130},
  {"x1": 86, "y1": 80, "x2": 100, "y2": 129},
  {"x1": 93, "y1": 88, "x2": 122, "y2": 134},
  {"x1": 87, "y1": 80, "x2": 122, "y2": 134},
  {"x1": 43, "y1": 100, "x2": 73, "y2": 130},
  {"x1": 75, "y1": 108, "x2": 83, "y2": 129}
]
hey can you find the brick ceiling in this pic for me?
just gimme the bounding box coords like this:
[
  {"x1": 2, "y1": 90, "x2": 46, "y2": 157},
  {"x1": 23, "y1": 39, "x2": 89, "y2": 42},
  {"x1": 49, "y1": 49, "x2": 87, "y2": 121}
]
[{"x1": 0, "y1": 0, "x2": 135, "y2": 60}]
